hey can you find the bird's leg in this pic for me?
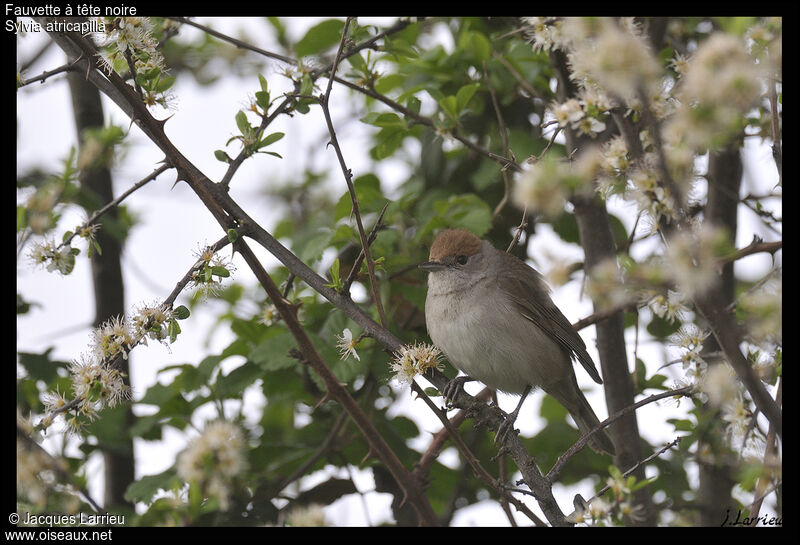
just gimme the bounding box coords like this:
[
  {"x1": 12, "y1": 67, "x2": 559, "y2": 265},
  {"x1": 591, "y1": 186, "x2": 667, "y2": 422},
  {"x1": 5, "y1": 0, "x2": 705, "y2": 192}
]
[
  {"x1": 441, "y1": 375, "x2": 475, "y2": 406},
  {"x1": 495, "y1": 385, "x2": 532, "y2": 445}
]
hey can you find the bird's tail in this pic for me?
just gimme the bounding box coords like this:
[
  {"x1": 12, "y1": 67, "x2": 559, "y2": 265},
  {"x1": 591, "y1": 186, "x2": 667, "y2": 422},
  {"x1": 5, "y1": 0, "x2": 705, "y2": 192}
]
[
  {"x1": 551, "y1": 380, "x2": 616, "y2": 456},
  {"x1": 570, "y1": 394, "x2": 616, "y2": 456}
]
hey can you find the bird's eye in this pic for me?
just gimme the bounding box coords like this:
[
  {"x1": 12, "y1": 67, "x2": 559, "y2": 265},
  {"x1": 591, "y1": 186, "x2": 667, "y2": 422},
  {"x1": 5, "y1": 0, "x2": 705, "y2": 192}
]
[{"x1": 456, "y1": 254, "x2": 468, "y2": 265}]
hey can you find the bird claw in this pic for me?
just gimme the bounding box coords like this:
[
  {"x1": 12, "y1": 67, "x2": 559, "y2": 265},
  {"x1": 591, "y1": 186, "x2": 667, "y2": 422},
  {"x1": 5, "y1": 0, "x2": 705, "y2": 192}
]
[
  {"x1": 441, "y1": 376, "x2": 473, "y2": 406},
  {"x1": 494, "y1": 411, "x2": 520, "y2": 445}
]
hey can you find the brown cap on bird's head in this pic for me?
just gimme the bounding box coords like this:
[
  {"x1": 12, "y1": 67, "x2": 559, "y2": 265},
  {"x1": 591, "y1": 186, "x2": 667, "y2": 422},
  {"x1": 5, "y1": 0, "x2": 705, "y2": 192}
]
[{"x1": 428, "y1": 229, "x2": 482, "y2": 261}]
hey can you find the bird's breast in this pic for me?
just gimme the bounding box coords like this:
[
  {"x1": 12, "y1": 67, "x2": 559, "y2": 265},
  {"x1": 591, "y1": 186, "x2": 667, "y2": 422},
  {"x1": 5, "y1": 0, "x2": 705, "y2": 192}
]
[{"x1": 426, "y1": 279, "x2": 560, "y2": 394}]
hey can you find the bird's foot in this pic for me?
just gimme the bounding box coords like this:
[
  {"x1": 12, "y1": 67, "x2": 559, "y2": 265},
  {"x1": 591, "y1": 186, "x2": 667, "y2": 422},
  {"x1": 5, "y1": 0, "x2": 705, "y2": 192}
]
[
  {"x1": 494, "y1": 385, "x2": 532, "y2": 445},
  {"x1": 441, "y1": 376, "x2": 475, "y2": 406},
  {"x1": 495, "y1": 407, "x2": 522, "y2": 445}
]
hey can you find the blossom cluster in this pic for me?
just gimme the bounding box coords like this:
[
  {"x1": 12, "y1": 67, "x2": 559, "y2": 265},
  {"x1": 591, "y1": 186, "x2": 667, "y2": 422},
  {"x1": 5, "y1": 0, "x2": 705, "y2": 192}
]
[
  {"x1": 390, "y1": 342, "x2": 443, "y2": 385},
  {"x1": 189, "y1": 245, "x2": 236, "y2": 299},
  {"x1": 92, "y1": 17, "x2": 178, "y2": 109},
  {"x1": 177, "y1": 420, "x2": 247, "y2": 511},
  {"x1": 516, "y1": 17, "x2": 779, "y2": 230},
  {"x1": 39, "y1": 302, "x2": 186, "y2": 433}
]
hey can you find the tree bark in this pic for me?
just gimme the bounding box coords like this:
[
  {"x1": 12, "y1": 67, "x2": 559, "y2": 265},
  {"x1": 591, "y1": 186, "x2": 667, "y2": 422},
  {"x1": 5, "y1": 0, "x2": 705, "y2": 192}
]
[
  {"x1": 550, "y1": 48, "x2": 656, "y2": 525},
  {"x1": 696, "y1": 144, "x2": 741, "y2": 525}
]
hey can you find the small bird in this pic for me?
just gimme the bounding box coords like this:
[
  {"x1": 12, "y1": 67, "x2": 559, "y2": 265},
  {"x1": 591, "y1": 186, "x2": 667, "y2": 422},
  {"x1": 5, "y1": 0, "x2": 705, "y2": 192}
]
[{"x1": 420, "y1": 228, "x2": 615, "y2": 455}]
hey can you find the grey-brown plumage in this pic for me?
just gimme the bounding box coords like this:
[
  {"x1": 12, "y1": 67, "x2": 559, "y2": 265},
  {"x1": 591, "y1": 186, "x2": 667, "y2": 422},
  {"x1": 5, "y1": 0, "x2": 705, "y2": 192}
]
[{"x1": 421, "y1": 229, "x2": 615, "y2": 455}]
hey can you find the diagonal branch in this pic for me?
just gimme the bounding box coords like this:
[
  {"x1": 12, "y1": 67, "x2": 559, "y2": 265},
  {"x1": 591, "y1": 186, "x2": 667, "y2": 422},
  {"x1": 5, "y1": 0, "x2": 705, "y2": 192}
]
[
  {"x1": 547, "y1": 386, "x2": 693, "y2": 481},
  {"x1": 411, "y1": 382, "x2": 547, "y2": 527},
  {"x1": 234, "y1": 238, "x2": 439, "y2": 526}
]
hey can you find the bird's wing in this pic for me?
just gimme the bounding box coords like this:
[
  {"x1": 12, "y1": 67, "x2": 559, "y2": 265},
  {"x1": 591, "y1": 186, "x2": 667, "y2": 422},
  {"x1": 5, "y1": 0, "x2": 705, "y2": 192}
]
[{"x1": 496, "y1": 252, "x2": 603, "y2": 384}]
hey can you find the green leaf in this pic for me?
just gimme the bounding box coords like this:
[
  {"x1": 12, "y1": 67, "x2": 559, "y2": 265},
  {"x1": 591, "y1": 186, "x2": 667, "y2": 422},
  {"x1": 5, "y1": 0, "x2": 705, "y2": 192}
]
[
  {"x1": 438, "y1": 95, "x2": 459, "y2": 120},
  {"x1": 210, "y1": 265, "x2": 230, "y2": 278},
  {"x1": 647, "y1": 313, "x2": 681, "y2": 339},
  {"x1": 371, "y1": 126, "x2": 407, "y2": 159},
  {"x1": 216, "y1": 360, "x2": 264, "y2": 397},
  {"x1": 668, "y1": 418, "x2": 695, "y2": 432},
  {"x1": 255, "y1": 90, "x2": 270, "y2": 111},
  {"x1": 294, "y1": 478, "x2": 358, "y2": 507},
  {"x1": 295, "y1": 19, "x2": 346, "y2": 58},
  {"x1": 139, "y1": 382, "x2": 177, "y2": 406},
  {"x1": 91, "y1": 239, "x2": 102, "y2": 257},
  {"x1": 153, "y1": 75, "x2": 176, "y2": 93},
  {"x1": 17, "y1": 349, "x2": 66, "y2": 384},
  {"x1": 461, "y1": 30, "x2": 491, "y2": 62},
  {"x1": 214, "y1": 149, "x2": 229, "y2": 163},
  {"x1": 326, "y1": 257, "x2": 342, "y2": 290},
  {"x1": 333, "y1": 174, "x2": 384, "y2": 221},
  {"x1": 608, "y1": 214, "x2": 629, "y2": 249},
  {"x1": 173, "y1": 305, "x2": 191, "y2": 320},
  {"x1": 235, "y1": 110, "x2": 250, "y2": 135},
  {"x1": 168, "y1": 319, "x2": 181, "y2": 343},
  {"x1": 455, "y1": 82, "x2": 481, "y2": 111},
  {"x1": 540, "y1": 394, "x2": 568, "y2": 422},
  {"x1": 361, "y1": 112, "x2": 406, "y2": 128},
  {"x1": 124, "y1": 468, "x2": 178, "y2": 503},
  {"x1": 250, "y1": 329, "x2": 299, "y2": 371},
  {"x1": 374, "y1": 73, "x2": 404, "y2": 95},
  {"x1": 432, "y1": 194, "x2": 492, "y2": 236},
  {"x1": 346, "y1": 52, "x2": 368, "y2": 73},
  {"x1": 258, "y1": 132, "x2": 285, "y2": 149},
  {"x1": 550, "y1": 212, "x2": 581, "y2": 245}
]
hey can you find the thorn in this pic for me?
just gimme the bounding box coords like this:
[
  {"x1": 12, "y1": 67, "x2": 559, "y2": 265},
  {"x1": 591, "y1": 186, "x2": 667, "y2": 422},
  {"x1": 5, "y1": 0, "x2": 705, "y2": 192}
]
[
  {"x1": 359, "y1": 447, "x2": 377, "y2": 465},
  {"x1": 155, "y1": 113, "x2": 176, "y2": 129},
  {"x1": 313, "y1": 392, "x2": 333, "y2": 410},
  {"x1": 398, "y1": 490, "x2": 410, "y2": 509}
]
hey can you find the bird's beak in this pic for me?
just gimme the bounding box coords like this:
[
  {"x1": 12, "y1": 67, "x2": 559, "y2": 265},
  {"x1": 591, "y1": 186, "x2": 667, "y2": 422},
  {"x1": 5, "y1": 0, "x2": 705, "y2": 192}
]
[{"x1": 419, "y1": 260, "x2": 446, "y2": 272}]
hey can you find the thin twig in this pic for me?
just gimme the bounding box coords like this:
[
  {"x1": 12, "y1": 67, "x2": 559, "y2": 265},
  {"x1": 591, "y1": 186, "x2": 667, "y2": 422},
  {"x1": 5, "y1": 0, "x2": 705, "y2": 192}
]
[
  {"x1": 411, "y1": 382, "x2": 547, "y2": 527},
  {"x1": 332, "y1": 75, "x2": 521, "y2": 172},
  {"x1": 319, "y1": 18, "x2": 389, "y2": 328},
  {"x1": 17, "y1": 425, "x2": 103, "y2": 513},
  {"x1": 168, "y1": 17, "x2": 298, "y2": 66},
  {"x1": 18, "y1": 62, "x2": 74, "y2": 87},
  {"x1": 60, "y1": 163, "x2": 172, "y2": 248},
  {"x1": 748, "y1": 375, "x2": 781, "y2": 525},
  {"x1": 547, "y1": 386, "x2": 693, "y2": 480},
  {"x1": 484, "y1": 60, "x2": 516, "y2": 223},
  {"x1": 492, "y1": 50, "x2": 542, "y2": 100},
  {"x1": 506, "y1": 207, "x2": 528, "y2": 253},
  {"x1": 342, "y1": 201, "x2": 389, "y2": 294},
  {"x1": 587, "y1": 436, "x2": 682, "y2": 503},
  {"x1": 273, "y1": 411, "x2": 348, "y2": 494}
]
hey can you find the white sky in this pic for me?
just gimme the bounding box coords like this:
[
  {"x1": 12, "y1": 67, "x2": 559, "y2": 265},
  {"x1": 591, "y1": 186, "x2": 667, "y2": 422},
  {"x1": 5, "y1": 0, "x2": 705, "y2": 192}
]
[{"x1": 16, "y1": 17, "x2": 781, "y2": 526}]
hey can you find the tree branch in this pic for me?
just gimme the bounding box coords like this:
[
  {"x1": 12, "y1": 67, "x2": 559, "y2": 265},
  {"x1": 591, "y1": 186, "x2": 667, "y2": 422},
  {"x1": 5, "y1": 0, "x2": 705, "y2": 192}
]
[
  {"x1": 548, "y1": 386, "x2": 693, "y2": 481},
  {"x1": 233, "y1": 238, "x2": 439, "y2": 526}
]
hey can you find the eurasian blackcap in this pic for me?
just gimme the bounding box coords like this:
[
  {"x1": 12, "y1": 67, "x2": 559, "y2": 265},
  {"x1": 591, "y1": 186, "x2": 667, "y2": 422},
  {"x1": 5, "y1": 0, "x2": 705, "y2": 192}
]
[{"x1": 420, "y1": 228, "x2": 615, "y2": 455}]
